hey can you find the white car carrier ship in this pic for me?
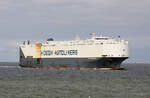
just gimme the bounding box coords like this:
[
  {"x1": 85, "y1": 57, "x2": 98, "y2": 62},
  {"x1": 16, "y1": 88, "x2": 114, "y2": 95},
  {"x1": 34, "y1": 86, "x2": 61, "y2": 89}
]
[{"x1": 19, "y1": 33, "x2": 129, "y2": 69}]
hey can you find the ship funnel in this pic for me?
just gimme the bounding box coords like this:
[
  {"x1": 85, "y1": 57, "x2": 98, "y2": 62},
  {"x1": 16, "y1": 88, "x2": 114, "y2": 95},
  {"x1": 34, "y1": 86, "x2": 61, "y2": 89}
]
[{"x1": 35, "y1": 42, "x2": 42, "y2": 58}]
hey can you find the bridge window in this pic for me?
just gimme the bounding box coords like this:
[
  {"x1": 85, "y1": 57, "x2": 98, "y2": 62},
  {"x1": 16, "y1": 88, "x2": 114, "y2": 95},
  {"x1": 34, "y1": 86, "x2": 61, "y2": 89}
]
[{"x1": 95, "y1": 38, "x2": 108, "y2": 40}]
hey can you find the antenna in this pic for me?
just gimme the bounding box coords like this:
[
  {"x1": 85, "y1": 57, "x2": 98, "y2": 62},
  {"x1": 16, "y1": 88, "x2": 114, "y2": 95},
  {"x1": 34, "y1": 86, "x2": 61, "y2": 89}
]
[
  {"x1": 23, "y1": 41, "x2": 25, "y2": 45},
  {"x1": 118, "y1": 35, "x2": 121, "y2": 41},
  {"x1": 27, "y1": 40, "x2": 30, "y2": 45}
]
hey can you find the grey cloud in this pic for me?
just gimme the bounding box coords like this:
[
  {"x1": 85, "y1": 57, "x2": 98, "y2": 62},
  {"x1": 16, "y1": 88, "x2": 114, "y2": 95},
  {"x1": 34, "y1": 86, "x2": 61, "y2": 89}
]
[{"x1": 0, "y1": 0, "x2": 150, "y2": 62}]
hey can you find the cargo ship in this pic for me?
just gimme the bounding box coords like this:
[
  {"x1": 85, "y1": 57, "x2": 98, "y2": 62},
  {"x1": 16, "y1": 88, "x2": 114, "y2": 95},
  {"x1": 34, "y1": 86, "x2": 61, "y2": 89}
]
[{"x1": 19, "y1": 33, "x2": 129, "y2": 69}]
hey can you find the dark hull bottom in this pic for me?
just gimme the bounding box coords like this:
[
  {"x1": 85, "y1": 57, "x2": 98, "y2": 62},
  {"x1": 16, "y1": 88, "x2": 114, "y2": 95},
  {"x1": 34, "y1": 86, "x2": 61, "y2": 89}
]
[{"x1": 19, "y1": 57, "x2": 128, "y2": 69}]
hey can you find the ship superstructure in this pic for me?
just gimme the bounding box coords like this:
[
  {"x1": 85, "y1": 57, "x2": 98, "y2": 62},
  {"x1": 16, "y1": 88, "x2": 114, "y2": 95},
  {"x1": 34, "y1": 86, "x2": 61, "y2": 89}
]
[{"x1": 19, "y1": 34, "x2": 129, "y2": 69}]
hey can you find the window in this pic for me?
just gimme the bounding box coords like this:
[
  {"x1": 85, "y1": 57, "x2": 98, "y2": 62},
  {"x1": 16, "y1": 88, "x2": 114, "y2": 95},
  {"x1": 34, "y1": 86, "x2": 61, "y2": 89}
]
[{"x1": 95, "y1": 38, "x2": 108, "y2": 40}]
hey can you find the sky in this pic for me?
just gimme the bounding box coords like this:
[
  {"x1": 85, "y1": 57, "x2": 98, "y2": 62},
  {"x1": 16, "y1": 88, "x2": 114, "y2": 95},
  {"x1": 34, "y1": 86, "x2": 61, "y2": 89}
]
[{"x1": 0, "y1": 0, "x2": 150, "y2": 63}]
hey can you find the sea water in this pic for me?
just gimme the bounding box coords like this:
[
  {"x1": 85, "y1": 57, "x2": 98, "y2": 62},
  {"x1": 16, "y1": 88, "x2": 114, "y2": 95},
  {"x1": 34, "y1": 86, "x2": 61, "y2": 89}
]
[{"x1": 0, "y1": 63, "x2": 150, "y2": 98}]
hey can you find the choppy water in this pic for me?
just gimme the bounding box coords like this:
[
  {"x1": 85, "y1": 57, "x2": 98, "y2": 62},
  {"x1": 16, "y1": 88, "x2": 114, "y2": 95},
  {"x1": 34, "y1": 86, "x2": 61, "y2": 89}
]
[{"x1": 0, "y1": 63, "x2": 150, "y2": 98}]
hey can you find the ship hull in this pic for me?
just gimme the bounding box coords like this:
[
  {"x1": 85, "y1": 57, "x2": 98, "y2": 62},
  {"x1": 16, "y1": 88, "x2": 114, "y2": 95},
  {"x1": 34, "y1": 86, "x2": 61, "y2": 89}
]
[{"x1": 19, "y1": 57, "x2": 128, "y2": 69}]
